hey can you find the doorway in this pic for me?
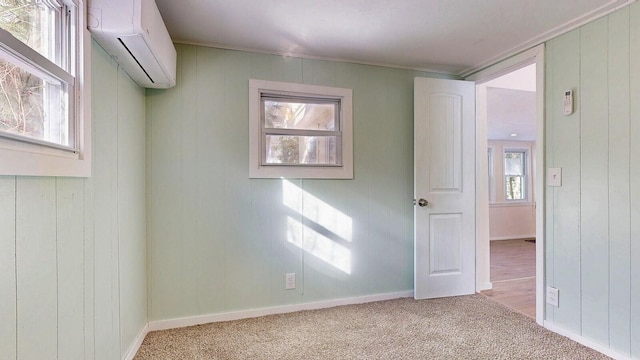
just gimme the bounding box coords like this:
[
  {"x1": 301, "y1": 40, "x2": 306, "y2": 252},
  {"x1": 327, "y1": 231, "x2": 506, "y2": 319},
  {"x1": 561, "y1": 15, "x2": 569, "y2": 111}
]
[
  {"x1": 467, "y1": 44, "x2": 545, "y2": 325},
  {"x1": 480, "y1": 64, "x2": 537, "y2": 318}
]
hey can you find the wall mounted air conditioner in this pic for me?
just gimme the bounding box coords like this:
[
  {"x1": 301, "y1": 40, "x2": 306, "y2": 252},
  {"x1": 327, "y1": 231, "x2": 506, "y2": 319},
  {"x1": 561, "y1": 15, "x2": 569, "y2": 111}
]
[{"x1": 88, "y1": 0, "x2": 176, "y2": 89}]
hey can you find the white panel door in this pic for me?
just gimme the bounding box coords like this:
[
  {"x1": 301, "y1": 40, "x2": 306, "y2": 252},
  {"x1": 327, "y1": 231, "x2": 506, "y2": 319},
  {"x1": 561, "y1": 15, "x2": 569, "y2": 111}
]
[{"x1": 414, "y1": 77, "x2": 475, "y2": 299}]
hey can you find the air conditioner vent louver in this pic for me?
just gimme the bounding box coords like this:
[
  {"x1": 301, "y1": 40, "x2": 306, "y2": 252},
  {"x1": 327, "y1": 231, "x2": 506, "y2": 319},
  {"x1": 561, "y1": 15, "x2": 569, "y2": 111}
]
[
  {"x1": 117, "y1": 37, "x2": 154, "y2": 84},
  {"x1": 88, "y1": 0, "x2": 176, "y2": 89}
]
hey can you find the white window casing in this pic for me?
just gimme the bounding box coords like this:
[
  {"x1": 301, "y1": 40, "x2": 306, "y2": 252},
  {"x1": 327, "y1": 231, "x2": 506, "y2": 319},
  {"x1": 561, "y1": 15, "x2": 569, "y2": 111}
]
[
  {"x1": 0, "y1": 0, "x2": 91, "y2": 177},
  {"x1": 249, "y1": 79, "x2": 353, "y2": 179}
]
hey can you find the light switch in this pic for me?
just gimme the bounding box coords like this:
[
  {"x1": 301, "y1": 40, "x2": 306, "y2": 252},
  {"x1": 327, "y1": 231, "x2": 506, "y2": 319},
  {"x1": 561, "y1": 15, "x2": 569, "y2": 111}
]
[{"x1": 548, "y1": 167, "x2": 562, "y2": 187}]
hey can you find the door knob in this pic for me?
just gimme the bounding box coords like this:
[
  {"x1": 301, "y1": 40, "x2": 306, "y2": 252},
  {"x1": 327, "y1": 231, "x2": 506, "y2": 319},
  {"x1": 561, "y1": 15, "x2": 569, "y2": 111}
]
[{"x1": 418, "y1": 198, "x2": 429, "y2": 207}]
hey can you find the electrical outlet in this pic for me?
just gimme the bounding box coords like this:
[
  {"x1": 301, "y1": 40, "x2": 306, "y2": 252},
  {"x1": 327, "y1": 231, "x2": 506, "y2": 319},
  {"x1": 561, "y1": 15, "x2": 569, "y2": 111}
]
[
  {"x1": 546, "y1": 286, "x2": 559, "y2": 307},
  {"x1": 285, "y1": 273, "x2": 296, "y2": 290}
]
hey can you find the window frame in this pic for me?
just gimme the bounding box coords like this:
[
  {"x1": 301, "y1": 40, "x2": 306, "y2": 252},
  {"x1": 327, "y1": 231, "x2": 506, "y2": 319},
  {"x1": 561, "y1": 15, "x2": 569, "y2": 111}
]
[
  {"x1": 503, "y1": 149, "x2": 528, "y2": 202},
  {"x1": 0, "y1": 0, "x2": 91, "y2": 177},
  {"x1": 487, "y1": 145, "x2": 495, "y2": 203},
  {"x1": 249, "y1": 79, "x2": 353, "y2": 179},
  {"x1": 261, "y1": 94, "x2": 342, "y2": 167}
]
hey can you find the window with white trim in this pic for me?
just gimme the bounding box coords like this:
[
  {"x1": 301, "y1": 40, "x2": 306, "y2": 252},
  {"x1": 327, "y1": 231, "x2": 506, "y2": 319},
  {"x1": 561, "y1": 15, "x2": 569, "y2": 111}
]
[
  {"x1": 504, "y1": 150, "x2": 527, "y2": 201},
  {"x1": 0, "y1": 0, "x2": 90, "y2": 176},
  {"x1": 249, "y1": 79, "x2": 353, "y2": 179},
  {"x1": 487, "y1": 147, "x2": 494, "y2": 203}
]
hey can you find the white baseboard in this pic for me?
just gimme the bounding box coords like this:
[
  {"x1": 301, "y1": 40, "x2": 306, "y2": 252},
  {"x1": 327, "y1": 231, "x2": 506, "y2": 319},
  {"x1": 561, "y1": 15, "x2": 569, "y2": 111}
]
[
  {"x1": 476, "y1": 282, "x2": 492, "y2": 291},
  {"x1": 490, "y1": 234, "x2": 535, "y2": 241},
  {"x1": 543, "y1": 322, "x2": 630, "y2": 360},
  {"x1": 123, "y1": 323, "x2": 149, "y2": 360},
  {"x1": 148, "y1": 290, "x2": 414, "y2": 332}
]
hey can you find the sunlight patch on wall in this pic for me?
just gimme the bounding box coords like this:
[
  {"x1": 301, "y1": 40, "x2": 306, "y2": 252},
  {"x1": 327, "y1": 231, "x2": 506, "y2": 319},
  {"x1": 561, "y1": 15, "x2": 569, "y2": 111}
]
[
  {"x1": 282, "y1": 179, "x2": 352, "y2": 242},
  {"x1": 282, "y1": 179, "x2": 352, "y2": 274},
  {"x1": 286, "y1": 216, "x2": 351, "y2": 274}
]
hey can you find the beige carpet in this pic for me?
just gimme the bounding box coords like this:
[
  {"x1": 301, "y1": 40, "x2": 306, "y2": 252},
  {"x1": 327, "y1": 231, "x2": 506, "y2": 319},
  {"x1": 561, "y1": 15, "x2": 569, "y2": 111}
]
[{"x1": 135, "y1": 295, "x2": 609, "y2": 360}]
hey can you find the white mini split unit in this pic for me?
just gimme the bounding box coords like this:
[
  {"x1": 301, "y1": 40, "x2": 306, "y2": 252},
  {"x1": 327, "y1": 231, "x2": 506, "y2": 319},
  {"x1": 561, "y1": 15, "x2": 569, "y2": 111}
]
[{"x1": 88, "y1": 0, "x2": 177, "y2": 89}]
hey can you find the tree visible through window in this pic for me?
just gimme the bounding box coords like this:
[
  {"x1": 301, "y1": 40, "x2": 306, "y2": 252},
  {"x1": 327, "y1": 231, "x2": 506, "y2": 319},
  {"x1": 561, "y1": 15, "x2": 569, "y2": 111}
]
[
  {"x1": 0, "y1": 0, "x2": 71, "y2": 148},
  {"x1": 504, "y1": 151, "x2": 526, "y2": 200},
  {"x1": 262, "y1": 97, "x2": 340, "y2": 166},
  {"x1": 249, "y1": 79, "x2": 353, "y2": 179}
]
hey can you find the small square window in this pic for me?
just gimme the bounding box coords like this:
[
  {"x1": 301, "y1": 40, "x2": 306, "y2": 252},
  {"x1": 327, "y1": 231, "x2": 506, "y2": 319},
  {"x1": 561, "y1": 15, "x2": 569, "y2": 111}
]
[
  {"x1": 262, "y1": 97, "x2": 341, "y2": 166},
  {"x1": 249, "y1": 79, "x2": 353, "y2": 179}
]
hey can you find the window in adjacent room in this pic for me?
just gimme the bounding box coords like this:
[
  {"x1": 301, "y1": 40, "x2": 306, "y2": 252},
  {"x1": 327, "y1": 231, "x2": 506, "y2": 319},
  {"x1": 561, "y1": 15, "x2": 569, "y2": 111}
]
[
  {"x1": 0, "y1": 0, "x2": 91, "y2": 176},
  {"x1": 487, "y1": 147, "x2": 494, "y2": 203},
  {"x1": 249, "y1": 79, "x2": 353, "y2": 179},
  {"x1": 504, "y1": 150, "x2": 527, "y2": 201}
]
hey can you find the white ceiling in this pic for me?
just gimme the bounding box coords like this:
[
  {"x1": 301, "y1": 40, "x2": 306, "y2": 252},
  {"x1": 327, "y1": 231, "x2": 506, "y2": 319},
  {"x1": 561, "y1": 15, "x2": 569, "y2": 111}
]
[
  {"x1": 485, "y1": 64, "x2": 536, "y2": 141},
  {"x1": 487, "y1": 87, "x2": 536, "y2": 141},
  {"x1": 154, "y1": 0, "x2": 632, "y2": 75}
]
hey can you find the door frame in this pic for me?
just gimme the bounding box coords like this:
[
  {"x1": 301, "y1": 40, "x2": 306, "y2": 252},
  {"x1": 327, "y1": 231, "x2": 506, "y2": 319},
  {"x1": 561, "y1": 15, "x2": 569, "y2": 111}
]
[{"x1": 465, "y1": 44, "x2": 545, "y2": 325}]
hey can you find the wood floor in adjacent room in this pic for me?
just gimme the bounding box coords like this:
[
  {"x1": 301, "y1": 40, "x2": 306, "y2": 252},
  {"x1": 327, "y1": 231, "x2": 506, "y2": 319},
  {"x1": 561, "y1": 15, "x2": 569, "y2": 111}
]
[{"x1": 480, "y1": 239, "x2": 536, "y2": 318}]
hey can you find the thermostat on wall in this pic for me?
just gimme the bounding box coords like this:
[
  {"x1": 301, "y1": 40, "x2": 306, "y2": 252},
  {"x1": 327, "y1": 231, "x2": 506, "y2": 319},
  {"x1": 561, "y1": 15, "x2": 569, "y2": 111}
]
[{"x1": 563, "y1": 90, "x2": 573, "y2": 115}]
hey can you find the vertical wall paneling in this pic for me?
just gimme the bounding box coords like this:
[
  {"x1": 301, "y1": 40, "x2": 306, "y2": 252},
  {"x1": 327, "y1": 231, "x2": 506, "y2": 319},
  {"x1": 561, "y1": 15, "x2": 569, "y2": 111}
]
[
  {"x1": 630, "y1": 2, "x2": 640, "y2": 357},
  {"x1": 147, "y1": 46, "x2": 439, "y2": 321},
  {"x1": 0, "y1": 40, "x2": 147, "y2": 360},
  {"x1": 148, "y1": 45, "x2": 186, "y2": 319},
  {"x1": 92, "y1": 40, "x2": 148, "y2": 359},
  {"x1": 388, "y1": 69, "x2": 417, "y2": 293},
  {"x1": 194, "y1": 47, "x2": 228, "y2": 313},
  {"x1": 15, "y1": 178, "x2": 58, "y2": 359},
  {"x1": 0, "y1": 176, "x2": 16, "y2": 359},
  {"x1": 83, "y1": 176, "x2": 96, "y2": 360},
  {"x1": 368, "y1": 67, "x2": 400, "y2": 295},
  {"x1": 547, "y1": 29, "x2": 583, "y2": 333},
  {"x1": 117, "y1": 64, "x2": 147, "y2": 357},
  {"x1": 246, "y1": 54, "x2": 281, "y2": 306},
  {"x1": 545, "y1": 3, "x2": 640, "y2": 356},
  {"x1": 579, "y1": 17, "x2": 610, "y2": 344},
  {"x1": 544, "y1": 43, "x2": 555, "y2": 322},
  {"x1": 178, "y1": 46, "x2": 199, "y2": 315},
  {"x1": 607, "y1": 6, "x2": 631, "y2": 355},
  {"x1": 221, "y1": 49, "x2": 258, "y2": 311},
  {"x1": 333, "y1": 62, "x2": 367, "y2": 299},
  {"x1": 56, "y1": 178, "x2": 85, "y2": 359},
  {"x1": 92, "y1": 45, "x2": 120, "y2": 360},
  {"x1": 145, "y1": 85, "x2": 154, "y2": 322}
]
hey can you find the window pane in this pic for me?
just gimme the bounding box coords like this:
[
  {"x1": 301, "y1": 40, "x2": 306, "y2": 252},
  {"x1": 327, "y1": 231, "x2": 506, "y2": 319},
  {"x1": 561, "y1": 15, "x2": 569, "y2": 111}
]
[
  {"x1": 0, "y1": 58, "x2": 68, "y2": 146},
  {"x1": 264, "y1": 100, "x2": 336, "y2": 131},
  {"x1": 265, "y1": 135, "x2": 338, "y2": 165},
  {"x1": 505, "y1": 175, "x2": 525, "y2": 200},
  {"x1": 504, "y1": 152, "x2": 524, "y2": 175},
  {"x1": 0, "y1": 1, "x2": 60, "y2": 64}
]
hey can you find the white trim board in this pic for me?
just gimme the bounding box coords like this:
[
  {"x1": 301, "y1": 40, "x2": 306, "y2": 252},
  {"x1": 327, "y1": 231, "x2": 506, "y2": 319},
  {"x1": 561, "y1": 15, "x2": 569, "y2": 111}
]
[
  {"x1": 469, "y1": 43, "x2": 546, "y2": 327},
  {"x1": 123, "y1": 323, "x2": 149, "y2": 360},
  {"x1": 460, "y1": 0, "x2": 635, "y2": 77},
  {"x1": 148, "y1": 291, "x2": 414, "y2": 332},
  {"x1": 171, "y1": 0, "x2": 636, "y2": 79},
  {"x1": 477, "y1": 282, "x2": 493, "y2": 292},
  {"x1": 490, "y1": 235, "x2": 536, "y2": 241},
  {"x1": 543, "y1": 322, "x2": 631, "y2": 360}
]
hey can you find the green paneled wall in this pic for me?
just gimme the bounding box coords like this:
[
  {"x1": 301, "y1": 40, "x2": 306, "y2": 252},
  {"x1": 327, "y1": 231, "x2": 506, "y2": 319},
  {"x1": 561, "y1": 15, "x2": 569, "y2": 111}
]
[
  {"x1": 146, "y1": 45, "x2": 449, "y2": 321},
  {"x1": 545, "y1": 3, "x2": 640, "y2": 357},
  {"x1": 0, "y1": 41, "x2": 147, "y2": 360},
  {"x1": 9, "y1": 7, "x2": 640, "y2": 358}
]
